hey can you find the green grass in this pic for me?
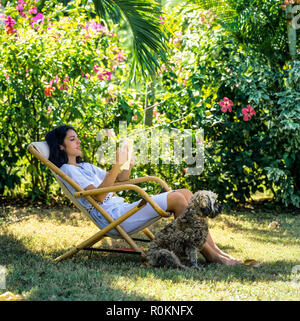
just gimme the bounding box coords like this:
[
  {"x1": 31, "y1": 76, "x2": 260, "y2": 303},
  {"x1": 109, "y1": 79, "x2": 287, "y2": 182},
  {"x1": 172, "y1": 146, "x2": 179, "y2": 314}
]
[{"x1": 0, "y1": 204, "x2": 299, "y2": 301}]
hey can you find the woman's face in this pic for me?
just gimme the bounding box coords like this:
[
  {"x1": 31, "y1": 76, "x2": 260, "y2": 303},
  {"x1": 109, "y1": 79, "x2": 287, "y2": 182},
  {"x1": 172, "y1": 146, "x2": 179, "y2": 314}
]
[{"x1": 60, "y1": 129, "x2": 82, "y2": 159}]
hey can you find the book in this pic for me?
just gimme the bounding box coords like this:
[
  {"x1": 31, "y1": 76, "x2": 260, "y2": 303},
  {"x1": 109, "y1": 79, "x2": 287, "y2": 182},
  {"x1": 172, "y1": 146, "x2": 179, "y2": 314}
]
[{"x1": 120, "y1": 138, "x2": 134, "y2": 170}]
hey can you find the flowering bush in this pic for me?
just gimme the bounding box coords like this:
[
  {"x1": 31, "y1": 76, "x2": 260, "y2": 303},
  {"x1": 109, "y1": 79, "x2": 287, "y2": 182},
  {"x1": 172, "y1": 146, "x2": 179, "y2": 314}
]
[
  {"x1": 0, "y1": 0, "x2": 142, "y2": 199},
  {"x1": 156, "y1": 2, "x2": 300, "y2": 208}
]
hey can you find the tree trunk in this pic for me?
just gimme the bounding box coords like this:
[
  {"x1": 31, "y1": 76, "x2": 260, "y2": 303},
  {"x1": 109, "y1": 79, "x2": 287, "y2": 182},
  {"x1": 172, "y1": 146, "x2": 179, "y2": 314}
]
[
  {"x1": 286, "y1": 5, "x2": 297, "y2": 60},
  {"x1": 144, "y1": 80, "x2": 155, "y2": 127}
]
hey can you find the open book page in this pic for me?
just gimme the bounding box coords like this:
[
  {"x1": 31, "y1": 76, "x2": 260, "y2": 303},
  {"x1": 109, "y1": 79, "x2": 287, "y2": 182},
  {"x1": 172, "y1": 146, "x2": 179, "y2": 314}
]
[{"x1": 120, "y1": 138, "x2": 134, "y2": 170}]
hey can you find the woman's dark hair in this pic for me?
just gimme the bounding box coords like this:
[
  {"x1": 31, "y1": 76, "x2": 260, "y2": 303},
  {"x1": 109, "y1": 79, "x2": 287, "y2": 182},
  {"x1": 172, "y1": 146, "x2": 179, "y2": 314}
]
[{"x1": 45, "y1": 125, "x2": 82, "y2": 168}]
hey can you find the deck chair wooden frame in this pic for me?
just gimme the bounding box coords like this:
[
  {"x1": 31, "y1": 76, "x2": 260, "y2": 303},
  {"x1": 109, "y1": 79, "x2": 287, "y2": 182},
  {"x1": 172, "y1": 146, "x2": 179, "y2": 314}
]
[{"x1": 28, "y1": 142, "x2": 172, "y2": 262}]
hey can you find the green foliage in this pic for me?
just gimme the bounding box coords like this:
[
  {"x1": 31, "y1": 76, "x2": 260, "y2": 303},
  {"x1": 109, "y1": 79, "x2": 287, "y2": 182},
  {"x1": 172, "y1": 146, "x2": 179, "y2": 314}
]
[
  {"x1": 194, "y1": 0, "x2": 290, "y2": 64},
  {"x1": 265, "y1": 61, "x2": 300, "y2": 207},
  {"x1": 92, "y1": 0, "x2": 168, "y2": 78},
  {"x1": 156, "y1": 2, "x2": 300, "y2": 208},
  {"x1": 1, "y1": 0, "x2": 299, "y2": 210},
  {"x1": 0, "y1": 0, "x2": 139, "y2": 200}
]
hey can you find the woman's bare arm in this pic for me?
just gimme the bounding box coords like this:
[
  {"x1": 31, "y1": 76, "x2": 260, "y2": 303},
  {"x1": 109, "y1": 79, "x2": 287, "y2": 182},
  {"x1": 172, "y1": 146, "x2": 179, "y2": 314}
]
[{"x1": 84, "y1": 147, "x2": 126, "y2": 203}]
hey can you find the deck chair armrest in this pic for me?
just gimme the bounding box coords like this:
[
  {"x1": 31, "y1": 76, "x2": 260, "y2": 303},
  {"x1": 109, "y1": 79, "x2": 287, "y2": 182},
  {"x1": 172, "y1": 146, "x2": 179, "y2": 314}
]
[
  {"x1": 74, "y1": 184, "x2": 170, "y2": 217},
  {"x1": 114, "y1": 176, "x2": 171, "y2": 192}
]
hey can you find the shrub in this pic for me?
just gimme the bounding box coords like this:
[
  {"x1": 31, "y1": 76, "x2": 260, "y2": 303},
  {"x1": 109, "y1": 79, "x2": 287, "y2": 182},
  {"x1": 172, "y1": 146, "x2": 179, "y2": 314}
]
[
  {"x1": 0, "y1": 0, "x2": 137, "y2": 200},
  {"x1": 156, "y1": 2, "x2": 300, "y2": 208}
]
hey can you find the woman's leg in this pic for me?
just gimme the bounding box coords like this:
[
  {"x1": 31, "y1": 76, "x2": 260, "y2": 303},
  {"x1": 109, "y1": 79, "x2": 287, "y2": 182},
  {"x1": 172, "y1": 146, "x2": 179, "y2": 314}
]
[
  {"x1": 166, "y1": 191, "x2": 188, "y2": 218},
  {"x1": 167, "y1": 189, "x2": 242, "y2": 265},
  {"x1": 205, "y1": 231, "x2": 241, "y2": 262},
  {"x1": 200, "y1": 242, "x2": 241, "y2": 265}
]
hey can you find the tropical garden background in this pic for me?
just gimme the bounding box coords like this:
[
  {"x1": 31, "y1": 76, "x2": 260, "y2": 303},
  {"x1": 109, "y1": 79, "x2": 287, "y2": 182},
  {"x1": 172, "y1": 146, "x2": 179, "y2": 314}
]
[
  {"x1": 0, "y1": 0, "x2": 300, "y2": 302},
  {"x1": 1, "y1": 0, "x2": 300, "y2": 211},
  {"x1": 0, "y1": 0, "x2": 300, "y2": 211}
]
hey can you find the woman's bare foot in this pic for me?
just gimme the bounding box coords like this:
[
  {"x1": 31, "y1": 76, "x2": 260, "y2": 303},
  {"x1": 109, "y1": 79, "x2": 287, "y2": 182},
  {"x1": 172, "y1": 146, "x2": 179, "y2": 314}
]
[
  {"x1": 200, "y1": 243, "x2": 242, "y2": 266},
  {"x1": 204, "y1": 233, "x2": 242, "y2": 264},
  {"x1": 213, "y1": 248, "x2": 242, "y2": 264}
]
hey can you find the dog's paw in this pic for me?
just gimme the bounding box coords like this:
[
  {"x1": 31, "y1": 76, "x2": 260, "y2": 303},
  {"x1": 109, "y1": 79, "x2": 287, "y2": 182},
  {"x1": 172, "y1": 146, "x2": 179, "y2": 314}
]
[{"x1": 190, "y1": 264, "x2": 200, "y2": 270}]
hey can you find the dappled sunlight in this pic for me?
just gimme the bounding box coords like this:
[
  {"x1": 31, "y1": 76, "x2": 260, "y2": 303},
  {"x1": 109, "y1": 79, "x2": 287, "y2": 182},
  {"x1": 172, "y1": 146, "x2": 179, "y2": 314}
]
[
  {"x1": 1, "y1": 205, "x2": 299, "y2": 300},
  {"x1": 0, "y1": 0, "x2": 300, "y2": 302}
]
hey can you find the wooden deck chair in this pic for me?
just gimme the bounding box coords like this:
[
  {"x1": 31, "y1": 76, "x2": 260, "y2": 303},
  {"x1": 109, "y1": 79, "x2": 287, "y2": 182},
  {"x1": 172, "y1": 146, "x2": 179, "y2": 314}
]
[{"x1": 28, "y1": 141, "x2": 172, "y2": 262}]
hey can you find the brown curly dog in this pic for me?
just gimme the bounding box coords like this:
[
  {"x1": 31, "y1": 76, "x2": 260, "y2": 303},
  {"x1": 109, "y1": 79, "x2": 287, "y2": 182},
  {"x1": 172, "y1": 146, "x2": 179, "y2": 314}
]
[{"x1": 147, "y1": 190, "x2": 223, "y2": 269}]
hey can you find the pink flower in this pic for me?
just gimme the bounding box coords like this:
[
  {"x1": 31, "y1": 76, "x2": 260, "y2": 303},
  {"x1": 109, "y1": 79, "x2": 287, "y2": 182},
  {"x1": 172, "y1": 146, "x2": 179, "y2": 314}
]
[
  {"x1": 242, "y1": 105, "x2": 256, "y2": 121},
  {"x1": 5, "y1": 17, "x2": 17, "y2": 34},
  {"x1": 93, "y1": 65, "x2": 100, "y2": 73},
  {"x1": 159, "y1": 16, "x2": 164, "y2": 24},
  {"x1": 5, "y1": 16, "x2": 16, "y2": 27},
  {"x1": 59, "y1": 85, "x2": 68, "y2": 91},
  {"x1": 30, "y1": 13, "x2": 45, "y2": 30},
  {"x1": 97, "y1": 70, "x2": 112, "y2": 81},
  {"x1": 28, "y1": 7, "x2": 38, "y2": 14},
  {"x1": 34, "y1": 13, "x2": 44, "y2": 20},
  {"x1": 103, "y1": 71, "x2": 112, "y2": 81},
  {"x1": 219, "y1": 97, "x2": 234, "y2": 113},
  {"x1": 92, "y1": 22, "x2": 106, "y2": 32},
  {"x1": 16, "y1": 4, "x2": 24, "y2": 11},
  {"x1": 93, "y1": 66, "x2": 112, "y2": 81},
  {"x1": 132, "y1": 115, "x2": 138, "y2": 121},
  {"x1": 116, "y1": 51, "x2": 126, "y2": 62}
]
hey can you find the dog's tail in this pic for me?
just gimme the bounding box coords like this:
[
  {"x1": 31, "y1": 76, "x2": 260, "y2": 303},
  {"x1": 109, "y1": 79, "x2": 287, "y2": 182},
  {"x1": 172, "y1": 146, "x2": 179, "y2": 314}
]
[{"x1": 147, "y1": 249, "x2": 187, "y2": 269}]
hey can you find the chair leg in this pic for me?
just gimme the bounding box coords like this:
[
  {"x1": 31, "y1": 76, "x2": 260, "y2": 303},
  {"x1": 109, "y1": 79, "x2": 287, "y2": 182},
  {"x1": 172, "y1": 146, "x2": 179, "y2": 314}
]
[
  {"x1": 54, "y1": 246, "x2": 81, "y2": 262},
  {"x1": 142, "y1": 228, "x2": 155, "y2": 240},
  {"x1": 54, "y1": 229, "x2": 107, "y2": 262},
  {"x1": 55, "y1": 203, "x2": 148, "y2": 262}
]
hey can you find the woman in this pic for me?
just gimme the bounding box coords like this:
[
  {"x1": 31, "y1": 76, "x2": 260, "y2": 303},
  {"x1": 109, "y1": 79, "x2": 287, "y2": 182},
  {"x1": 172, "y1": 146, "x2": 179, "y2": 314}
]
[{"x1": 46, "y1": 125, "x2": 242, "y2": 265}]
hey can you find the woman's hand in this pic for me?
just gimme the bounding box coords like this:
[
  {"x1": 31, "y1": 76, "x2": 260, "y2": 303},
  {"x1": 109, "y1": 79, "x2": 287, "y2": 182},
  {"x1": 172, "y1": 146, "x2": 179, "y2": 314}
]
[{"x1": 129, "y1": 153, "x2": 135, "y2": 168}]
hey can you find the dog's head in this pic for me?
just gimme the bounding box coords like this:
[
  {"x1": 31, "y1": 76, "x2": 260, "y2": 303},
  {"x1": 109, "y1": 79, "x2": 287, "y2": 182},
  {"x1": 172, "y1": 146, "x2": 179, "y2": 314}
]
[{"x1": 190, "y1": 190, "x2": 223, "y2": 218}]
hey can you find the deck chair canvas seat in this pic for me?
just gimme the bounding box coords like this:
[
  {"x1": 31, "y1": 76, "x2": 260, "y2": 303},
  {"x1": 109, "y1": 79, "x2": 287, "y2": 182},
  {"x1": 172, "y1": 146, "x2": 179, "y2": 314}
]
[{"x1": 28, "y1": 141, "x2": 172, "y2": 262}]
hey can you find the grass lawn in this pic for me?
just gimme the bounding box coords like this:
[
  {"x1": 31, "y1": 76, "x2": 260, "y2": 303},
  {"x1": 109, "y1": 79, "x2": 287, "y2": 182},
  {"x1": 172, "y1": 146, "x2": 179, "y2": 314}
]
[{"x1": 0, "y1": 204, "x2": 299, "y2": 301}]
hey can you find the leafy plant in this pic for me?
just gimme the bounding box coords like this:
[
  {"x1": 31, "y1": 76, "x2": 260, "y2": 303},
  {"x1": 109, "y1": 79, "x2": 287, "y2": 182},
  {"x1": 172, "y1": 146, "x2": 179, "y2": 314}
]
[
  {"x1": 0, "y1": 0, "x2": 138, "y2": 199},
  {"x1": 156, "y1": 2, "x2": 300, "y2": 208}
]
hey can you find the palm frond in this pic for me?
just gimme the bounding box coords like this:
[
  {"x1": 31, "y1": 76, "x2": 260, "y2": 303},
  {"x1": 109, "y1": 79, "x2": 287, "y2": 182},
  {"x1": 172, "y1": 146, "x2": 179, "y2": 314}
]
[
  {"x1": 93, "y1": 0, "x2": 168, "y2": 79},
  {"x1": 193, "y1": 0, "x2": 240, "y2": 30}
]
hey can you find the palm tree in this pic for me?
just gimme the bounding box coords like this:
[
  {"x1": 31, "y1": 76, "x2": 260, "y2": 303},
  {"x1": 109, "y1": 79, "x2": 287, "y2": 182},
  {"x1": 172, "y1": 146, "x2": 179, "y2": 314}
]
[
  {"x1": 193, "y1": 0, "x2": 291, "y2": 65},
  {"x1": 36, "y1": 0, "x2": 167, "y2": 79},
  {"x1": 92, "y1": 0, "x2": 167, "y2": 79}
]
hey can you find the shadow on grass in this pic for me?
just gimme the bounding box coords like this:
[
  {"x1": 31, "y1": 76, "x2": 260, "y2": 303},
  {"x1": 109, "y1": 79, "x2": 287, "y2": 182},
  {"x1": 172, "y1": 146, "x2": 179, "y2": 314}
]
[
  {"x1": 1, "y1": 231, "x2": 299, "y2": 301},
  {"x1": 1, "y1": 206, "x2": 299, "y2": 300},
  {"x1": 85, "y1": 252, "x2": 300, "y2": 285},
  {"x1": 0, "y1": 233, "x2": 156, "y2": 301}
]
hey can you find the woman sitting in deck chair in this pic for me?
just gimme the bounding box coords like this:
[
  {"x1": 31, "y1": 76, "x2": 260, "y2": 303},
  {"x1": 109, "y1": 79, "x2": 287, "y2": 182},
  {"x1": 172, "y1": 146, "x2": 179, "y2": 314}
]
[{"x1": 46, "y1": 125, "x2": 242, "y2": 265}]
